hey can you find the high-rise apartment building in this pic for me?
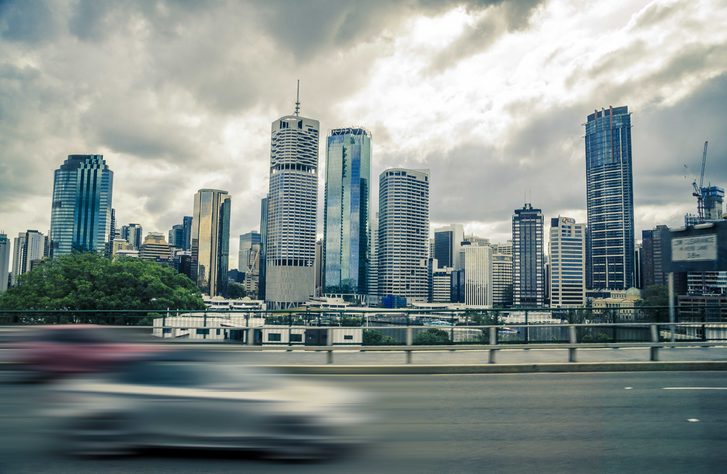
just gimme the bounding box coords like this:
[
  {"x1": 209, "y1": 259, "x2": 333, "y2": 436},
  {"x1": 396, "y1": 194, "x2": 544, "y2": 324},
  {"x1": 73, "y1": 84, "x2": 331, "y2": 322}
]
[
  {"x1": 434, "y1": 224, "x2": 465, "y2": 270},
  {"x1": 491, "y1": 241, "x2": 513, "y2": 307},
  {"x1": 0, "y1": 233, "x2": 9, "y2": 293},
  {"x1": 378, "y1": 168, "x2": 430, "y2": 302},
  {"x1": 322, "y1": 128, "x2": 371, "y2": 296},
  {"x1": 585, "y1": 106, "x2": 635, "y2": 290},
  {"x1": 264, "y1": 95, "x2": 319, "y2": 308},
  {"x1": 191, "y1": 189, "x2": 231, "y2": 297},
  {"x1": 512, "y1": 203, "x2": 544, "y2": 307},
  {"x1": 461, "y1": 241, "x2": 493, "y2": 306},
  {"x1": 121, "y1": 224, "x2": 143, "y2": 250},
  {"x1": 549, "y1": 217, "x2": 586, "y2": 307},
  {"x1": 11, "y1": 233, "x2": 25, "y2": 286},
  {"x1": 50, "y1": 154, "x2": 113, "y2": 257}
]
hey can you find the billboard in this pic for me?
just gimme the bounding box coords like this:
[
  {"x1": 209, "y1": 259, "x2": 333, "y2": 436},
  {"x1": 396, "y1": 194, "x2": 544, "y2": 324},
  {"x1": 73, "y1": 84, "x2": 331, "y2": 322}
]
[{"x1": 664, "y1": 221, "x2": 727, "y2": 273}]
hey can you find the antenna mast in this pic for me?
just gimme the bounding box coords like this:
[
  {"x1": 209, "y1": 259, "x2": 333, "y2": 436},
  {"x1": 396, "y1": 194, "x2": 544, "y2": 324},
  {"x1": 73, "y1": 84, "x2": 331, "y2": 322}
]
[{"x1": 294, "y1": 79, "x2": 300, "y2": 116}]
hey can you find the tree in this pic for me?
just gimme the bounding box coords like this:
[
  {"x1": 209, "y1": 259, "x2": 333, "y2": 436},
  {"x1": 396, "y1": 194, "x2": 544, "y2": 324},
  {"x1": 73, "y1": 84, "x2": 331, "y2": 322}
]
[
  {"x1": 0, "y1": 253, "x2": 205, "y2": 312},
  {"x1": 413, "y1": 328, "x2": 450, "y2": 345},
  {"x1": 224, "y1": 282, "x2": 246, "y2": 299},
  {"x1": 638, "y1": 284, "x2": 669, "y2": 322},
  {"x1": 362, "y1": 329, "x2": 395, "y2": 345}
]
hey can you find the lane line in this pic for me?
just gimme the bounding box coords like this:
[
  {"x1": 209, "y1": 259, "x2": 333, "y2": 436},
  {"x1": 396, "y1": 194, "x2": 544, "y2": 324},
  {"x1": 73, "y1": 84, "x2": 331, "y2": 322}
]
[{"x1": 663, "y1": 387, "x2": 727, "y2": 390}]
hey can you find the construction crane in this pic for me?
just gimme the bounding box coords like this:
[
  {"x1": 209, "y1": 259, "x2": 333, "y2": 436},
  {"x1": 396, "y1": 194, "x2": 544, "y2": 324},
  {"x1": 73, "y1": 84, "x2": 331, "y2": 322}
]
[{"x1": 691, "y1": 141, "x2": 709, "y2": 223}]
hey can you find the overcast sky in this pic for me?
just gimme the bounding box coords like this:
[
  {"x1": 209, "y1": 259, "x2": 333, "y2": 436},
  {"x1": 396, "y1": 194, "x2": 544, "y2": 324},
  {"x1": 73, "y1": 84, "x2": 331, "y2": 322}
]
[{"x1": 1, "y1": 0, "x2": 726, "y2": 267}]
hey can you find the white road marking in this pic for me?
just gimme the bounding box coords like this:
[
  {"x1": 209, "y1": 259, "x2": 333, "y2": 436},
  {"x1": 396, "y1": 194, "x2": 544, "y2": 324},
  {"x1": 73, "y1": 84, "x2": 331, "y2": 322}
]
[
  {"x1": 663, "y1": 387, "x2": 727, "y2": 390},
  {"x1": 624, "y1": 387, "x2": 633, "y2": 390},
  {"x1": 687, "y1": 418, "x2": 700, "y2": 423}
]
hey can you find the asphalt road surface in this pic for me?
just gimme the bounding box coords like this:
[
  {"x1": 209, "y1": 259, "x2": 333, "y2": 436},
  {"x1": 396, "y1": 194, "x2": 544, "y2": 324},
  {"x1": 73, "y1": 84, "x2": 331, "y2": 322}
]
[{"x1": 1, "y1": 370, "x2": 726, "y2": 473}]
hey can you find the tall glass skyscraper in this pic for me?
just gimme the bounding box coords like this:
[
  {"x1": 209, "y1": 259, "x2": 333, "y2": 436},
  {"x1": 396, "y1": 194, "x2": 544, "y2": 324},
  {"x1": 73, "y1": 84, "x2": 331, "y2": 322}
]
[
  {"x1": 191, "y1": 189, "x2": 231, "y2": 297},
  {"x1": 50, "y1": 154, "x2": 113, "y2": 257},
  {"x1": 264, "y1": 98, "x2": 319, "y2": 308},
  {"x1": 585, "y1": 106, "x2": 635, "y2": 290},
  {"x1": 434, "y1": 224, "x2": 465, "y2": 270},
  {"x1": 322, "y1": 127, "x2": 371, "y2": 296},
  {"x1": 378, "y1": 168, "x2": 430, "y2": 303},
  {"x1": 259, "y1": 196, "x2": 268, "y2": 300}
]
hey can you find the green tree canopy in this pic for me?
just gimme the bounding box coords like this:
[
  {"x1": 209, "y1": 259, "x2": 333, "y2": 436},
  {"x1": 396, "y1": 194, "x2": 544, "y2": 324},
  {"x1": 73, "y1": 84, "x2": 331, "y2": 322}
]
[
  {"x1": 413, "y1": 328, "x2": 451, "y2": 345},
  {"x1": 0, "y1": 253, "x2": 205, "y2": 311}
]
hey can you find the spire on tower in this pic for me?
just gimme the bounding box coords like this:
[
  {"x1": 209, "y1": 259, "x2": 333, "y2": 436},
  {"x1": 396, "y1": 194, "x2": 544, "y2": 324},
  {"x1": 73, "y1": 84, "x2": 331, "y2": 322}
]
[{"x1": 294, "y1": 79, "x2": 300, "y2": 116}]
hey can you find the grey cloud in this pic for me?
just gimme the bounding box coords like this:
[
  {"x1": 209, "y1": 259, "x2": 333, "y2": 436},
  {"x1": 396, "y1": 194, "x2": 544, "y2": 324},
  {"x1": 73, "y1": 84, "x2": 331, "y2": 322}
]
[
  {"x1": 629, "y1": 0, "x2": 681, "y2": 29},
  {"x1": 427, "y1": 0, "x2": 544, "y2": 73},
  {"x1": 0, "y1": 0, "x2": 62, "y2": 43}
]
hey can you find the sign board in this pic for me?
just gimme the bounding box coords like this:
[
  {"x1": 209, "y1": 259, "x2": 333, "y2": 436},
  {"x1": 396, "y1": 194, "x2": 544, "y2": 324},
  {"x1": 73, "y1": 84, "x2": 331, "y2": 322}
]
[
  {"x1": 671, "y1": 235, "x2": 717, "y2": 262},
  {"x1": 664, "y1": 221, "x2": 727, "y2": 273}
]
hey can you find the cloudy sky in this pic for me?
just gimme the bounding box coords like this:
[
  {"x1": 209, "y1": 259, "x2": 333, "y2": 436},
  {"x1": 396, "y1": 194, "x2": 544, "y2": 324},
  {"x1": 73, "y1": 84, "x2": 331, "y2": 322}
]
[{"x1": 1, "y1": 0, "x2": 726, "y2": 266}]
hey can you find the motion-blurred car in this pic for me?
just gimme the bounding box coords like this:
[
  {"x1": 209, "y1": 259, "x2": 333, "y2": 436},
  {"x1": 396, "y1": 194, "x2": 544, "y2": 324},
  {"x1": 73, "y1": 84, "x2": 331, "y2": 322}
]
[
  {"x1": 47, "y1": 360, "x2": 368, "y2": 460},
  {"x1": 9, "y1": 325, "x2": 165, "y2": 378}
]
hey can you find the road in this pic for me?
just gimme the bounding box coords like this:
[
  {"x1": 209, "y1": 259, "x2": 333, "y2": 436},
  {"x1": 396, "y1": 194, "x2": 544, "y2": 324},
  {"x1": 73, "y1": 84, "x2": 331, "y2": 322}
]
[{"x1": 1, "y1": 370, "x2": 726, "y2": 473}]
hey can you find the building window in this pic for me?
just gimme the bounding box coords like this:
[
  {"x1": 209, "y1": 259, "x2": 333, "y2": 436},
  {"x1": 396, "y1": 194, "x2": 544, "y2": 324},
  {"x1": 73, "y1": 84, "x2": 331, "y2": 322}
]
[
  {"x1": 290, "y1": 334, "x2": 302, "y2": 342},
  {"x1": 268, "y1": 333, "x2": 282, "y2": 342}
]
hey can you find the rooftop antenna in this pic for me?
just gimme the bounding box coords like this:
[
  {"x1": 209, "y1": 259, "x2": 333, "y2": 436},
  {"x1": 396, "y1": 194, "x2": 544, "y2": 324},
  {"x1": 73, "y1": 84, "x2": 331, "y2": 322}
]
[{"x1": 294, "y1": 79, "x2": 301, "y2": 116}]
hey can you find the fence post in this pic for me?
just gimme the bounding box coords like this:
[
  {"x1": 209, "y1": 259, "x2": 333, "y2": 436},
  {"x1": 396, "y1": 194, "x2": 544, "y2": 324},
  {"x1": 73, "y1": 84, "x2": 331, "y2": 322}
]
[
  {"x1": 489, "y1": 326, "x2": 497, "y2": 364},
  {"x1": 326, "y1": 328, "x2": 334, "y2": 364},
  {"x1": 650, "y1": 324, "x2": 659, "y2": 361},
  {"x1": 524, "y1": 310, "x2": 529, "y2": 344},
  {"x1": 568, "y1": 325, "x2": 577, "y2": 363},
  {"x1": 405, "y1": 327, "x2": 413, "y2": 364}
]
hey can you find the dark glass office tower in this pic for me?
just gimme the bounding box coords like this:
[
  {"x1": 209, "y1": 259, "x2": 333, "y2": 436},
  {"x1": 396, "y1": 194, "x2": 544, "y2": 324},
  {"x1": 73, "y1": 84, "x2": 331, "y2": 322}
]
[
  {"x1": 190, "y1": 189, "x2": 231, "y2": 296},
  {"x1": 585, "y1": 106, "x2": 635, "y2": 290},
  {"x1": 50, "y1": 154, "x2": 113, "y2": 257},
  {"x1": 512, "y1": 203, "x2": 544, "y2": 307},
  {"x1": 322, "y1": 127, "x2": 371, "y2": 295}
]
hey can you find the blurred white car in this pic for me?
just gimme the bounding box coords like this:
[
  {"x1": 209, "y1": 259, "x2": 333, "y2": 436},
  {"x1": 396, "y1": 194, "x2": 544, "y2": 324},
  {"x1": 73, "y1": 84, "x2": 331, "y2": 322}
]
[{"x1": 46, "y1": 360, "x2": 368, "y2": 460}]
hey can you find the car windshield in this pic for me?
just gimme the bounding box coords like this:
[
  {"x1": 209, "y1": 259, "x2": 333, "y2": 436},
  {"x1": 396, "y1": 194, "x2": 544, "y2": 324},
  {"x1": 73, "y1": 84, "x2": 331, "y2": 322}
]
[{"x1": 113, "y1": 362, "x2": 278, "y2": 391}]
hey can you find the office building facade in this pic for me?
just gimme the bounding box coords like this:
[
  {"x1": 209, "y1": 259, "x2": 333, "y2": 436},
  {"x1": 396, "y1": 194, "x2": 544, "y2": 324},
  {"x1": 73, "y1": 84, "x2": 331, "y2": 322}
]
[
  {"x1": 139, "y1": 233, "x2": 172, "y2": 261},
  {"x1": 434, "y1": 224, "x2": 465, "y2": 270},
  {"x1": 512, "y1": 203, "x2": 544, "y2": 307},
  {"x1": 121, "y1": 224, "x2": 143, "y2": 250},
  {"x1": 50, "y1": 154, "x2": 113, "y2": 257},
  {"x1": 0, "y1": 234, "x2": 9, "y2": 293},
  {"x1": 492, "y1": 241, "x2": 513, "y2": 307},
  {"x1": 549, "y1": 217, "x2": 586, "y2": 307},
  {"x1": 238, "y1": 231, "x2": 261, "y2": 274},
  {"x1": 461, "y1": 242, "x2": 493, "y2": 306},
  {"x1": 378, "y1": 168, "x2": 430, "y2": 302},
  {"x1": 585, "y1": 106, "x2": 635, "y2": 290},
  {"x1": 640, "y1": 225, "x2": 669, "y2": 288},
  {"x1": 191, "y1": 189, "x2": 231, "y2": 296},
  {"x1": 264, "y1": 107, "x2": 320, "y2": 307},
  {"x1": 322, "y1": 128, "x2": 372, "y2": 296}
]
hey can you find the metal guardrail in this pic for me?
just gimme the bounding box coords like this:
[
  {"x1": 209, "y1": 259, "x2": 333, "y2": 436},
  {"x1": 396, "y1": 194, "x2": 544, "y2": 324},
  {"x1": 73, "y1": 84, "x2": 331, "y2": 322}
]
[{"x1": 3, "y1": 321, "x2": 723, "y2": 365}]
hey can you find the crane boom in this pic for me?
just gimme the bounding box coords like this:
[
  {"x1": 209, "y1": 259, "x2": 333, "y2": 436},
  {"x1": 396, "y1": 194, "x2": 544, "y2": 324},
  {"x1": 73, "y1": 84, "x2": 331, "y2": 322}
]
[{"x1": 699, "y1": 141, "x2": 708, "y2": 189}]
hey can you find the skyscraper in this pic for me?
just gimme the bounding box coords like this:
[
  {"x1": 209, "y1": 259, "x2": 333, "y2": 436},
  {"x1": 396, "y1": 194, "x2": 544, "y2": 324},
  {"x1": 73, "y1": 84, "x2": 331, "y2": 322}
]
[
  {"x1": 264, "y1": 90, "x2": 319, "y2": 308},
  {"x1": 322, "y1": 127, "x2": 372, "y2": 296},
  {"x1": 512, "y1": 203, "x2": 544, "y2": 307},
  {"x1": 549, "y1": 217, "x2": 586, "y2": 307},
  {"x1": 0, "y1": 233, "x2": 9, "y2": 293},
  {"x1": 461, "y1": 241, "x2": 493, "y2": 306},
  {"x1": 238, "y1": 231, "x2": 261, "y2": 273},
  {"x1": 10, "y1": 230, "x2": 46, "y2": 284},
  {"x1": 434, "y1": 224, "x2": 465, "y2": 270},
  {"x1": 182, "y1": 216, "x2": 193, "y2": 250},
  {"x1": 259, "y1": 197, "x2": 269, "y2": 300},
  {"x1": 585, "y1": 106, "x2": 635, "y2": 290},
  {"x1": 11, "y1": 233, "x2": 25, "y2": 286},
  {"x1": 121, "y1": 224, "x2": 143, "y2": 250},
  {"x1": 378, "y1": 168, "x2": 430, "y2": 303},
  {"x1": 491, "y1": 241, "x2": 513, "y2": 307},
  {"x1": 169, "y1": 224, "x2": 184, "y2": 249},
  {"x1": 191, "y1": 189, "x2": 231, "y2": 297},
  {"x1": 640, "y1": 225, "x2": 669, "y2": 288},
  {"x1": 50, "y1": 154, "x2": 113, "y2": 257}
]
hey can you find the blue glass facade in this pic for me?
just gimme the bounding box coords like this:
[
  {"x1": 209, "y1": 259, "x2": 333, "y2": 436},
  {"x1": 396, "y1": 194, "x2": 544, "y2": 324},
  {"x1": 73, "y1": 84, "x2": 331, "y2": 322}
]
[
  {"x1": 585, "y1": 106, "x2": 635, "y2": 290},
  {"x1": 50, "y1": 155, "x2": 113, "y2": 257},
  {"x1": 323, "y1": 128, "x2": 371, "y2": 295}
]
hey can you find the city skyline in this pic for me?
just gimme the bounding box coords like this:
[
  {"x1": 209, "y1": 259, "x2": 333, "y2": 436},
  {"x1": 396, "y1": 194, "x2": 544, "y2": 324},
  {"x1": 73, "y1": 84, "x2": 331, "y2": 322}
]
[{"x1": 1, "y1": 1, "x2": 727, "y2": 265}]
